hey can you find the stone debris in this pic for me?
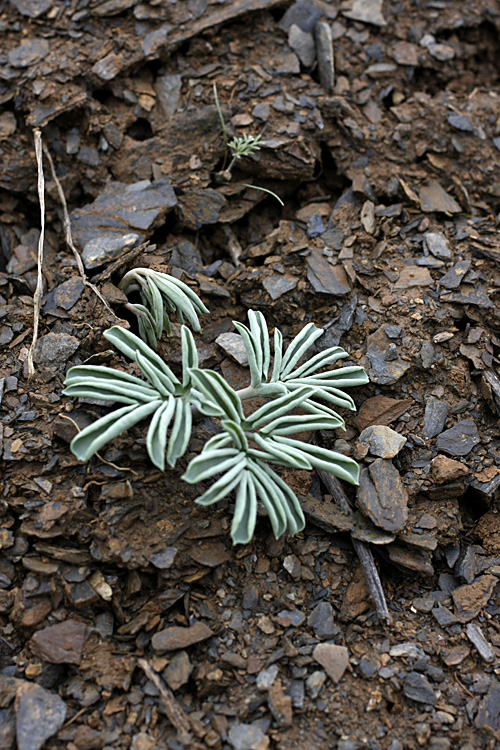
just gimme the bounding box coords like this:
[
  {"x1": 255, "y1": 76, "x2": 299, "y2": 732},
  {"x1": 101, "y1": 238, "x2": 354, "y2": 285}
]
[
  {"x1": 436, "y1": 419, "x2": 481, "y2": 457},
  {"x1": 151, "y1": 621, "x2": 214, "y2": 653},
  {"x1": 313, "y1": 644, "x2": 349, "y2": 684},
  {"x1": 357, "y1": 425, "x2": 406, "y2": 458},
  {"x1": 356, "y1": 459, "x2": 408, "y2": 533},
  {"x1": 30, "y1": 619, "x2": 87, "y2": 665}
]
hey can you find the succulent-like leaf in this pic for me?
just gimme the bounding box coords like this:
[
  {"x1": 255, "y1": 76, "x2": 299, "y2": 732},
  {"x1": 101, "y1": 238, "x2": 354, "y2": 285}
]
[
  {"x1": 248, "y1": 310, "x2": 270, "y2": 380},
  {"x1": 285, "y1": 380, "x2": 355, "y2": 410},
  {"x1": 279, "y1": 323, "x2": 324, "y2": 379},
  {"x1": 181, "y1": 325, "x2": 198, "y2": 387},
  {"x1": 146, "y1": 396, "x2": 176, "y2": 470},
  {"x1": 270, "y1": 328, "x2": 283, "y2": 382},
  {"x1": 259, "y1": 412, "x2": 344, "y2": 436},
  {"x1": 182, "y1": 447, "x2": 243, "y2": 483},
  {"x1": 243, "y1": 386, "x2": 314, "y2": 430},
  {"x1": 233, "y1": 321, "x2": 262, "y2": 387},
  {"x1": 252, "y1": 433, "x2": 313, "y2": 470},
  {"x1": 63, "y1": 366, "x2": 160, "y2": 404},
  {"x1": 166, "y1": 398, "x2": 193, "y2": 467},
  {"x1": 70, "y1": 400, "x2": 162, "y2": 462},
  {"x1": 189, "y1": 369, "x2": 243, "y2": 422},
  {"x1": 231, "y1": 470, "x2": 257, "y2": 544},
  {"x1": 248, "y1": 461, "x2": 287, "y2": 539},
  {"x1": 255, "y1": 459, "x2": 305, "y2": 535},
  {"x1": 136, "y1": 351, "x2": 175, "y2": 397},
  {"x1": 271, "y1": 436, "x2": 360, "y2": 484},
  {"x1": 193, "y1": 456, "x2": 248, "y2": 506},
  {"x1": 221, "y1": 420, "x2": 248, "y2": 451},
  {"x1": 104, "y1": 327, "x2": 180, "y2": 389},
  {"x1": 286, "y1": 345, "x2": 349, "y2": 379}
]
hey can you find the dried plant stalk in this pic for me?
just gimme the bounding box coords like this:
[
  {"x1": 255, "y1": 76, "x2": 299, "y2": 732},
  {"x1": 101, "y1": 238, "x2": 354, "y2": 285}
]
[{"x1": 27, "y1": 129, "x2": 45, "y2": 380}]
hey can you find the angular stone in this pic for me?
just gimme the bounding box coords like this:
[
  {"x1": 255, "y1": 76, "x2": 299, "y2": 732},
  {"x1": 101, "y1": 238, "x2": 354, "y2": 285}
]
[
  {"x1": 307, "y1": 601, "x2": 337, "y2": 640},
  {"x1": 431, "y1": 455, "x2": 469, "y2": 484},
  {"x1": 358, "y1": 425, "x2": 406, "y2": 458},
  {"x1": 466, "y1": 623, "x2": 495, "y2": 663},
  {"x1": 364, "y1": 328, "x2": 411, "y2": 385},
  {"x1": 30, "y1": 620, "x2": 86, "y2": 665},
  {"x1": 394, "y1": 265, "x2": 433, "y2": 288},
  {"x1": 15, "y1": 683, "x2": 67, "y2": 750},
  {"x1": 149, "y1": 548, "x2": 177, "y2": 570},
  {"x1": 356, "y1": 459, "x2": 408, "y2": 532},
  {"x1": 386, "y1": 544, "x2": 434, "y2": 576},
  {"x1": 440, "y1": 260, "x2": 471, "y2": 289},
  {"x1": 436, "y1": 419, "x2": 480, "y2": 457},
  {"x1": 353, "y1": 395, "x2": 412, "y2": 431},
  {"x1": 343, "y1": 0, "x2": 386, "y2": 26},
  {"x1": 440, "y1": 284, "x2": 494, "y2": 308},
  {"x1": 71, "y1": 180, "x2": 176, "y2": 265},
  {"x1": 262, "y1": 274, "x2": 298, "y2": 301},
  {"x1": 403, "y1": 672, "x2": 437, "y2": 705},
  {"x1": 452, "y1": 575, "x2": 497, "y2": 622},
  {"x1": 152, "y1": 621, "x2": 213, "y2": 653},
  {"x1": 256, "y1": 665, "x2": 278, "y2": 691},
  {"x1": 313, "y1": 643, "x2": 349, "y2": 684},
  {"x1": 8, "y1": 39, "x2": 49, "y2": 67},
  {"x1": 163, "y1": 650, "x2": 192, "y2": 691},
  {"x1": 307, "y1": 247, "x2": 351, "y2": 295},
  {"x1": 419, "y1": 180, "x2": 461, "y2": 214},
  {"x1": 422, "y1": 397, "x2": 448, "y2": 439},
  {"x1": 52, "y1": 277, "x2": 85, "y2": 311},
  {"x1": 34, "y1": 333, "x2": 79, "y2": 368},
  {"x1": 177, "y1": 189, "x2": 225, "y2": 230},
  {"x1": 228, "y1": 723, "x2": 269, "y2": 750},
  {"x1": 424, "y1": 232, "x2": 452, "y2": 260},
  {"x1": 475, "y1": 684, "x2": 500, "y2": 732},
  {"x1": 288, "y1": 24, "x2": 315, "y2": 67},
  {"x1": 315, "y1": 21, "x2": 334, "y2": 93}
]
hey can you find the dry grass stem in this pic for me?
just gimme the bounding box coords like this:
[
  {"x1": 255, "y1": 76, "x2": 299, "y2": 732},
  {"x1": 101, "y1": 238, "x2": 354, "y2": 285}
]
[
  {"x1": 27, "y1": 128, "x2": 45, "y2": 380},
  {"x1": 41, "y1": 141, "x2": 115, "y2": 316}
]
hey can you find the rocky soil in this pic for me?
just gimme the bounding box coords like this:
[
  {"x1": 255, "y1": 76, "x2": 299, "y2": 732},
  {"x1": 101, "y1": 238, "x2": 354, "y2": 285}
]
[{"x1": 2, "y1": 0, "x2": 500, "y2": 748}]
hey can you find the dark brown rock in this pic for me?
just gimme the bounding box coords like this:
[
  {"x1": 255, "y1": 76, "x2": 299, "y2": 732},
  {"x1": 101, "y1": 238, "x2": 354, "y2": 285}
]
[
  {"x1": 30, "y1": 620, "x2": 86, "y2": 665},
  {"x1": 356, "y1": 459, "x2": 408, "y2": 532},
  {"x1": 152, "y1": 621, "x2": 213, "y2": 653},
  {"x1": 452, "y1": 575, "x2": 497, "y2": 622}
]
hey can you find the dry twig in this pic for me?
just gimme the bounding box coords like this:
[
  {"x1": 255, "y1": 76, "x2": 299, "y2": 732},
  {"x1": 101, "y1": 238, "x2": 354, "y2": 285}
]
[
  {"x1": 41, "y1": 141, "x2": 115, "y2": 315},
  {"x1": 138, "y1": 658, "x2": 201, "y2": 747},
  {"x1": 27, "y1": 129, "x2": 45, "y2": 380},
  {"x1": 317, "y1": 469, "x2": 391, "y2": 624}
]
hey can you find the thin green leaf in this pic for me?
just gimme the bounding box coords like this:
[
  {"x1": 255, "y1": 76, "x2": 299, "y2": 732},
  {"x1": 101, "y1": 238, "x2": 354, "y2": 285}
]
[
  {"x1": 146, "y1": 396, "x2": 176, "y2": 470},
  {"x1": 292, "y1": 366, "x2": 369, "y2": 387},
  {"x1": 182, "y1": 447, "x2": 243, "y2": 483},
  {"x1": 248, "y1": 461, "x2": 287, "y2": 540},
  {"x1": 189, "y1": 369, "x2": 243, "y2": 422},
  {"x1": 63, "y1": 370, "x2": 160, "y2": 403},
  {"x1": 167, "y1": 398, "x2": 192, "y2": 467},
  {"x1": 231, "y1": 471, "x2": 257, "y2": 545},
  {"x1": 163, "y1": 274, "x2": 209, "y2": 315},
  {"x1": 233, "y1": 321, "x2": 262, "y2": 387},
  {"x1": 104, "y1": 327, "x2": 180, "y2": 388},
  {"x1": 181, "y1": 325, "x2": 198, "y2": 387},
  {"x1": 221, "y1": 420, "x2": 248, "y2": 451},
  {"x1": 64, "y1": 365, "x2": 155, "y2": 391},
  {"x1": 252, "y1": 382, "x2": 287, "y2": 399},
  {"x1": 271, "y1": 328, "x2": 283, "y2": 382},
  {"x1": 260, "y1": 413, "x2": 344, "y2": 436},
  {"x1": 70, "y1": 400, "x2": 161, "y2": 462},
  {"x1": 142, "y1": 276, "x2": 164, "y2": 338},
  {"x1": 301, "y1": 398, "x2": 344, "y2": 422},
  {"x1": 252, "y1": 433, "x2": 313, "y2": 470},
  {"x1": 272, "y1": 436, "x2": 360, "y2": 484},
  {"x1": 136, "y1": 351, "x2": 175, "y2": 397},
  {"x1": 279, "y1": 323, "x2": 324, "y2": 379},
  {"x1": 244, "y1": 386, "x2": 315, "y2": 430},
  {"x1": 202, "y1": 433, "x2": 233, "y2": 452},
  {"x1": 255, "y1": 459, "x2": 305, "y2": 535},
  {"x1": 286, "y1": 346, "x2": 349, "y2": 379},
  {"x1": 152, "y1": 277, "x2": 203, "y2": 330},
  {"x1": 248, "y1": 310, "x2": 270, "y2": 380},
  {"x1": 194, "y1": 456, "x2": 247, "y2": 506},
  {"x1": 286, "y1": 380, "x2": 355, "y2": 410}
]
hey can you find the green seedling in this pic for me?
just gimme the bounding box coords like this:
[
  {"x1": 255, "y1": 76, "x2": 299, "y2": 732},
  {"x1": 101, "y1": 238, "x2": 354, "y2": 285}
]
[{"x1": 64, "y1": 273, "x2": 368, "y2": 544}]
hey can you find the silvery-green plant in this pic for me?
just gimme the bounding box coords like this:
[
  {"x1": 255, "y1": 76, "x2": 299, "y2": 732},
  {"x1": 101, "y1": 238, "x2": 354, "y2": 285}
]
[
  {"x1": 119, "y1": 268, "x2": 209, "y2": 349},
  {"x1": 63, "y1": 277, "x2": 368, "y2": 544}
]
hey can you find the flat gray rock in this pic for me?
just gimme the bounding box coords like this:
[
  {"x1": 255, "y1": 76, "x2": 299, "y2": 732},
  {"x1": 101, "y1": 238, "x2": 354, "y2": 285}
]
[
  {"x1": 307, "y1": 601, "x2": 337, "y2": 640},
  {"x1": 357, "y1": 459, "x2": 408, "y2": 532},
  {"x1": 71, "y1": 179, "x2": 177, "y2": 268},
  {"x1": 364, "y1": 328, "x2": 411, "y2": 385},
  {"x1": 228, "y1": 723, "x2": 269, "y2": 750},
  {"x1": 436, "y1": 418, "x2": 480, "y2": 456},
  {"x1": 424, "y1": 231, "x2": 452, "y2": 259},
  {"x1": 34, "y1": 333, "x2": 80, "y2": 368},
  {"x1": 439, "y1": 259, "x2": 471, "y2": 289},
  {"x1": 16, "y1": 683, "x2": 67, "y2": 750},
  {"x1": 216, "y1": 333, "x2": 249, "y2": 365},
  {"x1": 422, "y1": 396, "x2": 448, "y2": 438},
  {"x1": 358, "y1": 425, "x2": 406, "y2": 458},
  {"x1": 403, "y1": 672, "x2": 437, "y2": 705}
]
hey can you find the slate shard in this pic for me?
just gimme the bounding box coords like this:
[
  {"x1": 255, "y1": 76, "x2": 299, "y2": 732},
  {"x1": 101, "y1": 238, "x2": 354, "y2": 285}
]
[
  {"x1": 16, "y1": 683, "x2": 67, "y2": 750},
  {"x1": 436, "y1": 419, "x2": 480, "y2": 457},
  {"x1": 356, "y1": 459, "x2": 408, "y2": 532}
]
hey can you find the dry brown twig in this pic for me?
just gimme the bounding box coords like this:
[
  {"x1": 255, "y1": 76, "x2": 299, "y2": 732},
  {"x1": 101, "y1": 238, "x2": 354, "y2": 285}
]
[{"x1": 27, "y1": 129, "x2": 45, "y2": 380}]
